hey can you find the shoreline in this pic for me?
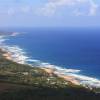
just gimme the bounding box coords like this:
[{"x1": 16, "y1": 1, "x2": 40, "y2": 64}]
[
  {"x1": 1, "y1": 48, "x2": 81, "y2": 85},
  {"x1": 0, "y1": 34, "x2": 100, "y2": 89},
  {"x1": 41, "y1": 68, "x2": 80, "y2": 85},
  {"x1": 0, "y1": 45, "x2": 100, "y2": 89}
]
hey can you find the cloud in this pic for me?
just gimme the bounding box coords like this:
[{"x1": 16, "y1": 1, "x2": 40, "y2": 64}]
[
  {"x1": 20, "y1": 6, "x2": 32, "y2": 13},
  {"x1": 88, "y1": 0, "x2": 98, "y2": 16},
  {"x1": 37, "y1": 0, "x2": 99, "y2": 16},
  {"x1": 7, "y1": 8, "x2": 15, "y2": 16},
  {"x1": 0, "y1": 0, "x2": 98, "y2": 17},
  {"x1": 6, "y1": 6, "x2": 32, "y2": 16}
]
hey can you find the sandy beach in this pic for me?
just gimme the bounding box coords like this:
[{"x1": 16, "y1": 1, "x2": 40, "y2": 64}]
[
  {"x1": 42, "y1": 67, "x2": 80, "y2": 85},
  {"x1": 41, "y1": 68, "x2": 54, "y2": 76},
  {"x1": 57, "y1": 74, "x2": 80, "y2": 85},
  {"x1": 3, "y1": 53, "x2": 12, "y2": 60}
]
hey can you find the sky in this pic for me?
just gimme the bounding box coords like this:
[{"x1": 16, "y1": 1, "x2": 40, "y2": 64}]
[{"x1": 0, "y1": 0, "x2": 100, "y2": 27}]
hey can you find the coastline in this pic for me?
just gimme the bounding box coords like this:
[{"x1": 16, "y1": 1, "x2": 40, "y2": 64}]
[
  {"x1": 0, "y1": 34, "x2": 100, "y2": 89},
  {"x1": 1, "y1": 46, "x2": 100, "y2": 88},
  {"x1": 1, "y1": 48, "x2": 81, "y2": 85}
]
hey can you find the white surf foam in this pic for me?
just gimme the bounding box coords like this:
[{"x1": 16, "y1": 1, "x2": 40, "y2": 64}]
[
  {"x1": 69, "y1": 74, "x2": 100, "y2": 88},
  {"x1": 2, "y1": 45, "x2": 29, "y2": 64}
]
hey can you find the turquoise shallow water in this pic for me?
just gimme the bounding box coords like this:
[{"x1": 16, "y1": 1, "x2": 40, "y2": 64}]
[{"x1": 4, "y1": 28, "x2": 100, "y2": 79}]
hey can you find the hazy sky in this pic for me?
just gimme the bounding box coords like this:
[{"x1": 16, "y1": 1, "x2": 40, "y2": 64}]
[{"x1": 0, "y1": 0, "x2": 100, "y2": 27}]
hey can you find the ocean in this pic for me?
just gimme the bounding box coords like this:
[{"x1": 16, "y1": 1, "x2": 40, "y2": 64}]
[{"x1": 1, "y1": 27, "x2": 100, "y2": 87}]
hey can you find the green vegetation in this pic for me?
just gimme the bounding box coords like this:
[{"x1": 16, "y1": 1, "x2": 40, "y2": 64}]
[
  {"x1": 0, "y1": 50, "x2": 100, "y2": 100},
  {"x1": 0, "y1": 83, "x2": 100, "y2": 100},
  {"x1": 0, "y1": 55, "x2": 67, "y2": 87}
]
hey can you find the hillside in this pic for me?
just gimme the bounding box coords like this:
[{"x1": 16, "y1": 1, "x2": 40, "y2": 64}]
[{"x1": 0, "y1": 50, "x2": 100, "y2": 100}]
